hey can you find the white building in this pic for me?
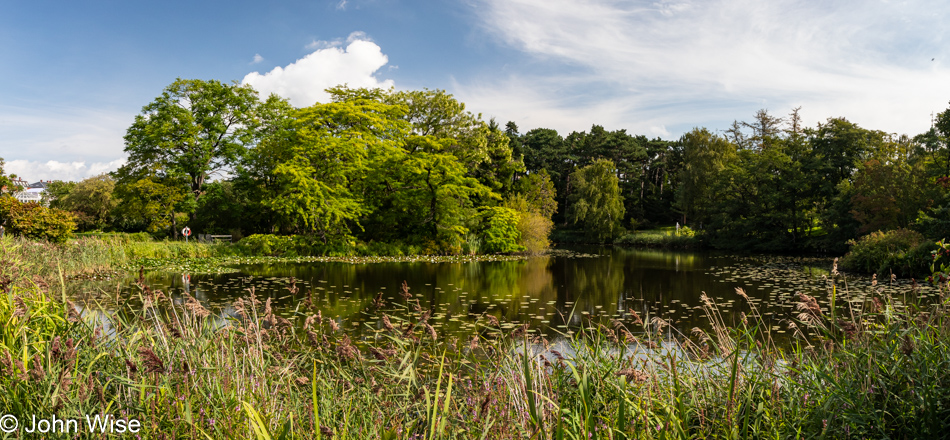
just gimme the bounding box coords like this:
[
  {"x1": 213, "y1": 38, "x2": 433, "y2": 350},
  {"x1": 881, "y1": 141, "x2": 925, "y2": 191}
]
[{"x1": 14, "y1": 188, "x2": 44, "y2": 204}]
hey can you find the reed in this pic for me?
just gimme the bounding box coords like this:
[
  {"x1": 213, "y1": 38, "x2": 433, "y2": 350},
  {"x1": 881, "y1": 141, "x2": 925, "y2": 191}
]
[{"x1": 3, "y1": 248, "x2": 950, "y2": 438}]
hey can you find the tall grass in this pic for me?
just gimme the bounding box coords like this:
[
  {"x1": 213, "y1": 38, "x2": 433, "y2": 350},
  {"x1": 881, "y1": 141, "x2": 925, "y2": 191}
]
[{"x1": 3, "y1": 244, "x2": 950, "y2": 438}]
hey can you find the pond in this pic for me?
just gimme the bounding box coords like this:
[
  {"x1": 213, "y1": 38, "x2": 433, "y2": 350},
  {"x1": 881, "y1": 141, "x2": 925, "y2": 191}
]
[{"x1": 69, "y1": 246, "x2": 936, "y2": 345}]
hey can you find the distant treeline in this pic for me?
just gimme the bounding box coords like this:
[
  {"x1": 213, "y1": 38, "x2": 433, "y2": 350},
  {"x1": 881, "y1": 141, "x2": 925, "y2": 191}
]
[{"x1": 2, "y1": 79, "x2": 949, "y2": 257}]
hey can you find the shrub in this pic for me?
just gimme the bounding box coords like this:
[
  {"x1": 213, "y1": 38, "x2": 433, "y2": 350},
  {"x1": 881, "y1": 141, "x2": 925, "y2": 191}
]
[
  {"x1": 840, "y1": 228, "x2": 936, "y2": 277},
  {"x1": 479, "y1": 207, "x2": 524, "y2": 254},
  {"x1": 237, "y1": 234, "x2": 296, "y2": 256},
  {"x1": 0, "y1": 197, "x2": 76, "y2": 243},
  {"x1": 503, "y1": 194, "x2": 553, "y2": 254}
]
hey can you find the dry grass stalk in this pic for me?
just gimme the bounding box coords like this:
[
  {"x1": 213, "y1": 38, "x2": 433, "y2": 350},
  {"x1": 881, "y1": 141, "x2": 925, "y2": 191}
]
[
  {"x1": 400, "y1": 280, "x2": 411, "y2": 300},
  {"x1": 424, "y1": 323, "x2": 438, "y2": 341},
  {"x1": 796, "y1": 292, "x2": 825, "y2": 328},
  {"x1": 615, "y1": 368, "x2": 650, "y2": 383},
  {"x1": 12, "y1": 295, "x2": 27, "y2": 318},
  {"x1": 382, "y1": 314, "x2": 395, "y2": 332},
  {"x1": 138, "y1": 346, "x2": 166, "y2": 374},
  {"x1": 184, "y1": 294, "x2": 210, "y2": 319},
  {"x1": 336, "y1": 335, "x2": 358, "y2": 361}
]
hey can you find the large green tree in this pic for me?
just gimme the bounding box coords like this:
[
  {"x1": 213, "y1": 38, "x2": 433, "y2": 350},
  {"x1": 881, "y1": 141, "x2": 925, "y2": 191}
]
[
  {"x1": 385, "y1": 89, "x2": 523, "y2": 193},
  {"x1": 50, "y1": 174, "x2": 117, "y2": 231},
  {"x1": 119, "y1": 78, "x2": 261, "y2": 209},
  {"x1": 567, "y1": 159, "x2": 625, "y2": 242},
  {"x1": 675, "y1": 128, "x2": 737, "y2": 226},
  {"x1": 264, "y1": 87, "x2": 409, "y2": 243}
]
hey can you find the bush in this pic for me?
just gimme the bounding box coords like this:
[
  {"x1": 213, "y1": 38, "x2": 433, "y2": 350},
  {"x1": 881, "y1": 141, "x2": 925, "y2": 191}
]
[
  {"x1": 503, "y1": 194, "x2": 553, "y2": 254},
  {"x1": 478, "y1": 207, "x2": 524, "y2": 254},
  {"x1": 0, "y1": 197, "x2": 76, "y2": 243},
  {"x1": 840, "y1": 229, "x2": 937, "y2": 277},
  {"x1": 236, "y1": 234, "x2": 296, "y2": 256}
]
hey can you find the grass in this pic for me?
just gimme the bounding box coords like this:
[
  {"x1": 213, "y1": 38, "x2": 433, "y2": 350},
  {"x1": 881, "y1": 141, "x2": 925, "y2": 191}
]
[
  {"x1": 614, "y1": 227, "x2": 703, "y2": 249},
  {"x1": 4, "y1": 239, "x2": 950, "y2": 438}
]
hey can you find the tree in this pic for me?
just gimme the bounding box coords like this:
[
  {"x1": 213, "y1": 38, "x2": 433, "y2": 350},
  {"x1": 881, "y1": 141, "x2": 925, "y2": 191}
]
[
  {"x1": 675, "y1": 128, "x2": 737, "y2": 226},
  {"x1": 478, "y1": 207, "x2": 523, "y2": 253},
  {"x1": 50, "y1": 175, "x2": 118, "y2": 231},
  {"x1": 567, "y1": 159, "x2": 625, "y2": 242},
  {"x1": 385, "y1": 89, "x2": 523, "y2": 192},
  {"x1": 265, "y1": 87, "x2": 409, "y2": 243},
  {"x1": 112, "y1": 172, "x2": 191, "y2": 236},
  {"x1": 119, "y1": 78, "x2": 261, "y2": 211},
  {"x1": 850, "y1": 136, "x2": 929, "y2": 234},
  {"x1": 514, "y1": 169, "x2": 558, "y2": 219},
  {"x1": 363, "y1": 134, "x2": 494, "y2": 252},
  {"x1": 0, "y1": 157, "x2": 14, "y2": 194}
]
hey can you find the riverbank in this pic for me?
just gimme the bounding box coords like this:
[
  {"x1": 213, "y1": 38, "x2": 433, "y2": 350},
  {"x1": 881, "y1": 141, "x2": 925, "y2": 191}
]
[
  {"x1": 0, "y1": 235, "x2": 542, "y2": 280},
  {"x1": 4, "y1": 240, "x2": 950, "y2": 438}
]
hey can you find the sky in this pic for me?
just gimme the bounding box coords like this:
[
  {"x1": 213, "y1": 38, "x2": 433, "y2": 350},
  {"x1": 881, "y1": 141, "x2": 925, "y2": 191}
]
[{"x1": 2, "y1": 0, "x2": 950, "y2": 182}]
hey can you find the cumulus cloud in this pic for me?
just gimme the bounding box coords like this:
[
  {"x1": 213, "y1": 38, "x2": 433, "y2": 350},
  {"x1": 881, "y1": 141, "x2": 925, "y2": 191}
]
[
  {"x1": 463, "y1": 0, "x2": 950, "y2": 137},
  {"x1": 6, "y1": 158, "x2": 127, "y2": 182},
  {"x1": 243, "y1": 34, "x2": 394, "y2": 107},
  {"x1": 251, "y1": 54, "x2": 264, "y2": 64}
]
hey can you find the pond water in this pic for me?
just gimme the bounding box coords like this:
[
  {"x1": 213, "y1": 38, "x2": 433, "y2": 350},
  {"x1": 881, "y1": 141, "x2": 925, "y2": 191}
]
[{"x1": 69, "y1": 246, "x2": 936, "y2": 345}]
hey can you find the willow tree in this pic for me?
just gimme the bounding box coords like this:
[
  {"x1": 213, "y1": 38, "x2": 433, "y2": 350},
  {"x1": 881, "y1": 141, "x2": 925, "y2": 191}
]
[{"x1": 567, "y1": 159, "x2": 625, "y2": 242}]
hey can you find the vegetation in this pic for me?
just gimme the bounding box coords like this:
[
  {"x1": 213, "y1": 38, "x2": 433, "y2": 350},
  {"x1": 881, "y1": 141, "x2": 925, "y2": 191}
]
[
  {"x1": 4, "y1": 237, "x2": 950, "y2": 438},
  {"x1": 0, "y1": 196, "x2": 76, "y2": 243},
  {"x1": 4, "y1": 82, "x2": 950, "y2": 266},
  {"x1": 839, "y1": 229, "x2": 937, "y2": 277}
]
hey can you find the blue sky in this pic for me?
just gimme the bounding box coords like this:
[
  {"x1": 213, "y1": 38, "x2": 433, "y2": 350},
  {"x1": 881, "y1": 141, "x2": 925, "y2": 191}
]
[{"x1": 2, "y1": 0, "x2": 950, "y2": 181}]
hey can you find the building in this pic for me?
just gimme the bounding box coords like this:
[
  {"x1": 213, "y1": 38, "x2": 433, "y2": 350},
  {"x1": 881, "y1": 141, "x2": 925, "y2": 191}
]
[
  {"x1": 14, "y1": 188, "x2": 43, "y2": 204},
  {"x1": 1, "y1": 177, "x2": 28, "y2": 194},
  {"x1": 11, "y1": 180, "x2": 51, "y2": 205}
]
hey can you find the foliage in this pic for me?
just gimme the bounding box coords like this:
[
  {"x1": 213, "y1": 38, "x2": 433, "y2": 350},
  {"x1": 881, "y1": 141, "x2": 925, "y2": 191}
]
[
  {"x1": 503, "y1": 194, "x2": 553, "y2": 254},
  {"x1": 0, "y1": 157, "x2": 11, "y2": 192},
  {"x1": 118, "y1": 78, "x2": 262, "y2": 206},
  {"x1": 0, "y1": 197, "x2": 76, "y2": 243},
  {"x1": 112, "y1": 172, "x2": 191, "y2": 236},
  {"x1": 840, "y1": 228, "x2": 936, "y2": 277},
  {"x1": 264, "y1": 87, "x2": 407, "y2": 243},
  {"x1": 675, "y1": 128, "x2": 737, "y2": 226},
  {"x1": 614, "y1": 227, "x2": 702, "y2": 249},
  {"x1": 49, "y1": 174, "x2": 117, "y2": 231},
  {"x1": 478, "y1": 207, "x2": 523, "y2": 254},
  {"x1": 567, "y1": 159, "x2": 625, "y2": 242}
]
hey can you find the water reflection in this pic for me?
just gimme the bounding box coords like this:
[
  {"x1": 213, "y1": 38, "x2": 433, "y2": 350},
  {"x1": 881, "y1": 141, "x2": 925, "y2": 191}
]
[{"x1": 69, "y1": 247, "x2": 932, "y2": 345}]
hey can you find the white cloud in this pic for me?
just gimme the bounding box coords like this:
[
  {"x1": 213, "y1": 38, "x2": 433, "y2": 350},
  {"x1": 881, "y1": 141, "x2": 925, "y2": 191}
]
[
  {"x1": 463, "y1": 0, "x2": 950, "y2": 137},
  {"x1": 6, "y1": 158, "x2": 127, "y2": 182},
  {"x1": 243, "y1": 34, "x2": 393, "y2": 107},
  {"x1": 0, "y1": 106, "x2": 130, "y2": 173},
  {"x1": 337, "y1": 0, "x2": 348, "y2": 10},
  {"x1": 251, "y1": 53, "x2": 264, "y2": 64}
]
